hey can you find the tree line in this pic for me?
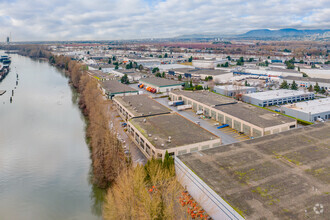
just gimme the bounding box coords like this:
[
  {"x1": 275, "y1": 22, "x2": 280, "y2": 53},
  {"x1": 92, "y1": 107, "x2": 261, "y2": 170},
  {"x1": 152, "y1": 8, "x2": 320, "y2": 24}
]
[{"x1": 5, "y1": 45, "x2": 194, "y2": 219}]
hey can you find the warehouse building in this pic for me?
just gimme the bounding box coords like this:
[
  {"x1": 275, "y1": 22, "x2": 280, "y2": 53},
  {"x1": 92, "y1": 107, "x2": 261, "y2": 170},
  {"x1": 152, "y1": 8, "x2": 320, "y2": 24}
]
[
  {"x1": 113, "y1": 94, "x2": 171, "y2": 121},
  {"x1": 101, "y1": 80, "x2": 138, "y2": 99},
  {"x1": 280, "y1": 76, "x2": 330, "y2": 92},
  {"x1": 242, "y1": 89, "x2": 314, "y2": 107},
  {"x1": 171, "y1": 68, "x2": 232, "y2": 81},
  {"x1": 214, "y1": 85, "x2": 256, "y2": 97},
  {"x1": 139, "y1": 77, "x2": 184, "y2": 93},
  {"x1": 111, "y1": 69, "x2": 143, "y2": 82},
  {"x1": 170, "y1": 91, "x2": 296, "y2": 138},
  {"x1": 281, "y1": 97, "x2": 330, "y2": 122},
  {"x1": 175, "y1": 122, "x2": 330, "y2": 219},
  {"x1": 127, "y1": 113, "x2": 221, "y2": 160}
]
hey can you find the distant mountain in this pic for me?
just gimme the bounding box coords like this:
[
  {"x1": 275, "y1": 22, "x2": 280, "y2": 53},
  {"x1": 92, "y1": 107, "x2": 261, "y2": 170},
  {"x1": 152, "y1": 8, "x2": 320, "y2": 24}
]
[{"x1": 240, "y1": 28, "x2": 330, "y2": 38}]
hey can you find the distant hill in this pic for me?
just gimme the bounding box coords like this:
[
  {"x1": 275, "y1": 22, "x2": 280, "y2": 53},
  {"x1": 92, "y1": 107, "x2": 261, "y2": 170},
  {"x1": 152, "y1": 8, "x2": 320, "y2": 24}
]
[{"x1": 240, "y1": 28, "x2": 330, "y2": 38}]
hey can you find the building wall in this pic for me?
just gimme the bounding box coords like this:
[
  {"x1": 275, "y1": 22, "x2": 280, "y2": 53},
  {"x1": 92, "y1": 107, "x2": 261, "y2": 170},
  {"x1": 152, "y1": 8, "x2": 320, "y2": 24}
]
[
  {"x1": 242, "y1": 93, "x2": 314, "y2": 107},
  {"x1": 281, "y1": 106, "x2": 330, "y2": 122},
  {"x1": 175, "y1": 157, "x2": 244, "y2": 220},
  {"x1": 280, "y1": 78, "x2": 330, "y2": 91},
  {"x1": 214, "y1": 86, "x2": 256, "y2": 97},
  {"x1": 127, "y1": 120, "x2": 221, "y2": 160},
  {"x1": 139, "y1": 81, "x2": 182, "y2": 93},
  {"x1": 170, "y1": 92, "x2": 297, "y2": 138},
  {"x1": 107, "y1": 91, "x2": 138, "y2": 99},
  {"x1": 113, "y1": 98, "x2": 135, "y2": 121}
]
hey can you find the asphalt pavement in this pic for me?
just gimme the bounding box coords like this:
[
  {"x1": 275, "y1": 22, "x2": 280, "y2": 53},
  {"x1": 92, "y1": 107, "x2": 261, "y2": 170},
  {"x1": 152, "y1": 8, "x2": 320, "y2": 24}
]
[{"x1": 155, "y1": 97, "x2": 242, "y2": 145}]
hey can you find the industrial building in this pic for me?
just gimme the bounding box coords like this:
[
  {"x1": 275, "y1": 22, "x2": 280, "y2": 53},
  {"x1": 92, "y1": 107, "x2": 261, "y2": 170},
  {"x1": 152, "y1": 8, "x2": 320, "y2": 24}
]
[
  {"x1": 101, "y1": 80, "x2": 138, "y2": 99},
  {"x1": 87, "y1": 70, "x2": 116, "y2": 81},
  {"x1": 128, "y1": 113, "x2": 221, "y2": 160},
  {"x1": 170, "y1": 91, "x2": 297, "y2": 138},
  {"x1": 214, "y1": 85, "x2": 256, "y2": 97},
  {"x1": 280, "y1": 76, "x2": 330, "y2": 92},
  {"x1": 139, "y1": 77, "x2": 184, "y2": 93},
  {"x1": 281, "y1": 97, "x2": 330, "y2": 122},
  {"x1": 111, "y1": 69, "x2": 143, "y2": 82},
  {"x1": 171, "y1": 68, "x2": 232, "y2": 81},
  {"x1": 242, "y1": 89, "x2": 314, "y2": 107},
  {"x1": 113, "y1": 94, "x2": 171, "y2": 121},
  {"x1": 192, "y1": 58, "x2": 226, "y2": 68},
  {"x1": 175, "y1": 122, "x2": 330, "y2": 219}
]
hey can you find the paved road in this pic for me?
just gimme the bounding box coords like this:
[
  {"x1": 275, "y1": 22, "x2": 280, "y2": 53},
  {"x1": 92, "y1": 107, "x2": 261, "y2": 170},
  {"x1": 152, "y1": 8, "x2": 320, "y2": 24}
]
[
  {"x1": 155, "y1": 97, "x2": 241, "y2": 145},
  {"x1": 109, "y1": 102, "x2": 148, "y2": 166}
]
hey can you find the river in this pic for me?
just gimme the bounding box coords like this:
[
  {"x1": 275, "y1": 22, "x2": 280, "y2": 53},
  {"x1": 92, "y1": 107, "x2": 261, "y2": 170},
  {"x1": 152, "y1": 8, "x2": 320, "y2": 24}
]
[{"x1": 0, "y1": 52, "x2": 102, "y2": 219}]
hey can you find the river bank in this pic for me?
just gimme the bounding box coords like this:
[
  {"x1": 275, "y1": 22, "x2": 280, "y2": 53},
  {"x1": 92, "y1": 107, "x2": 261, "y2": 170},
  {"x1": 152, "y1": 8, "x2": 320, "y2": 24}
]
[{"x1": 0, "y1": 52, "x2": 101, "y2": 219}]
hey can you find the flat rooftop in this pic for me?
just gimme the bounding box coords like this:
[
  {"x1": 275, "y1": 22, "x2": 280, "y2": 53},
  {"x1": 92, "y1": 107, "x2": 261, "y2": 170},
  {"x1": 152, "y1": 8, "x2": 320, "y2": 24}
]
[
  {"x1": 113, "y1": 94, "x2": 171, "y2": 117},
  {"x1": 139, "y1": 77, "x2": 183, "y2": 87},
  {"x1": 178, "y1": 122, "x2": 330, "y2": 219},
  {"x1": 88, "y1": 70, "x2": 115, "y2": 79},
  {"x1": 243, "y1": 89, "x2": 313, "y2": 100},
  {"x1": 215, "y1": 102, "x2": 296, "y2": 128},
  {"x1": 215, "y1": 85, "x2": 256, "y2": 91},
  {"x1": 101, "y1": 80, "x2": 137, "y2": 94},
  {"x1": 282, "y1": 97, "x2": 330, "y2": 114},
  {"x1": 130, "y1": 113, "x2": 219, "y2": 150},
  {"x1": 173, "y1": 68, "x2": 231, "y2": 76},
  {"x1": 284, "y1": 76, "x2": 330, "y2": 84},
  {"x1": 171, "y1": 90, "x2": 237, "y2": 106},
  {"x1": 269, "y1": 67, "x2": 300, "y2": 74},
  {"x1": 115, "y1": 69, "x2": 141, "y2": 75}
]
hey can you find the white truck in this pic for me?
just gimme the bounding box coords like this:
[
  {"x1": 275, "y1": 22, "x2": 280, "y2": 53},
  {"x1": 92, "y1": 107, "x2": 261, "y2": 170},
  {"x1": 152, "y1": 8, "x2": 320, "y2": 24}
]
[
  {"x1": 177, "y1": 104, "x2": 192, "y2": 111},
  {"x1": 196, "y1": 110, "x2": 203, "y2": 115}
]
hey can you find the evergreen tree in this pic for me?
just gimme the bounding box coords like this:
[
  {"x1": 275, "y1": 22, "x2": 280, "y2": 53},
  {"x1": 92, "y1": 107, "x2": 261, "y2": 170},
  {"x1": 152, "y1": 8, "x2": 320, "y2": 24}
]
[
  {"x1": 290, "y1": 80, "x2": 298, "y2": 90},
  {"x1": 162, "y1": 72, "x2": 165, "y2": 78},
  {"x1": 189, "y1": 80, "x2": 193, "y2": 88},
  {"x1": 152, "y1": 67, "x2": 159, "y2": 73},
  {"x1": 120, "y1": 74, "x2": 129, "y2": 84},
  {"x1": 280, "y1": 80, "x2": 289, "y2": 89},
  {"x1": 108, "y1": 59, "x2": 111, "y2": 64},
  {"x1": 155, "y1": 72, "x2": 162, "y2": 77},
  {"x1": 314, "y1": 82, "x2": 320, "y2": 92},
  {"x1": 178, "y1": 75, "x2": 182, "y2": 81}
]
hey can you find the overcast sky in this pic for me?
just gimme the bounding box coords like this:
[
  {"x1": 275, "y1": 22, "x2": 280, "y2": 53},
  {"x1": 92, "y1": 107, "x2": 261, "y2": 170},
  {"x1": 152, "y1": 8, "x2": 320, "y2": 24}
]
[{"x1": 0, "y1": 0, "x2": 329, "y2": 41}]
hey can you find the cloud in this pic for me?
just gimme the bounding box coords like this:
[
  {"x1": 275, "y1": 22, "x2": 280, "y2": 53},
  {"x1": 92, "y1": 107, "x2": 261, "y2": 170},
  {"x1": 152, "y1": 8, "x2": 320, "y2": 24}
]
[{"x1": 0, "y1": 0, "x2": 329, "y2": 41}]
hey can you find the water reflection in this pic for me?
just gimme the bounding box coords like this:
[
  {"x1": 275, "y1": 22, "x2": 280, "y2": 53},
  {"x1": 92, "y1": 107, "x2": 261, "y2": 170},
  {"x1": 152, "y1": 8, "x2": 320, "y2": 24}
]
[
  {"x1": 0, "y1": 52, "x2": 102, "y2": 219},
  {"x1": 89, "y1": 168, "x2": 106, "y2": 217}
]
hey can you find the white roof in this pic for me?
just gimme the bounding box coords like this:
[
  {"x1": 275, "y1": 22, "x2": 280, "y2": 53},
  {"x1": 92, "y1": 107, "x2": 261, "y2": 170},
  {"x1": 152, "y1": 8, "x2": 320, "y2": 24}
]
[
  {"x1": 243, "y1": 89, "x2": 313, "y2": 100},
  {"x1": 215, "y1": 85, "x2": 256, "y2": 91},
  {"x1": 282, "y1": 98, "x2": 330, "y2": 114}
]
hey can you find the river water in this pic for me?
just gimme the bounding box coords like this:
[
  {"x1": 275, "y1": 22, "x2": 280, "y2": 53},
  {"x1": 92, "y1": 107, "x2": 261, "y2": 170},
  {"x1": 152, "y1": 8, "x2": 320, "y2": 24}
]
[{"x1": 0, "y1": 52, "x2": 102, "y2": 219}]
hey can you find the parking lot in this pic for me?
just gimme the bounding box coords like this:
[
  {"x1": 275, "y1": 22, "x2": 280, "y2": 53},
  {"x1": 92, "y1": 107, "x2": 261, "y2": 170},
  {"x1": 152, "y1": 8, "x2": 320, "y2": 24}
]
[
  {"x1": 109, "y1": 102, "x2": 147, "y2": 166},
  {"x1": 128, "y1": 83, "x2": 171, "y2": 98},
  {"x1": 155, "y1": 97, "x2": 251, "y2": 145}
]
